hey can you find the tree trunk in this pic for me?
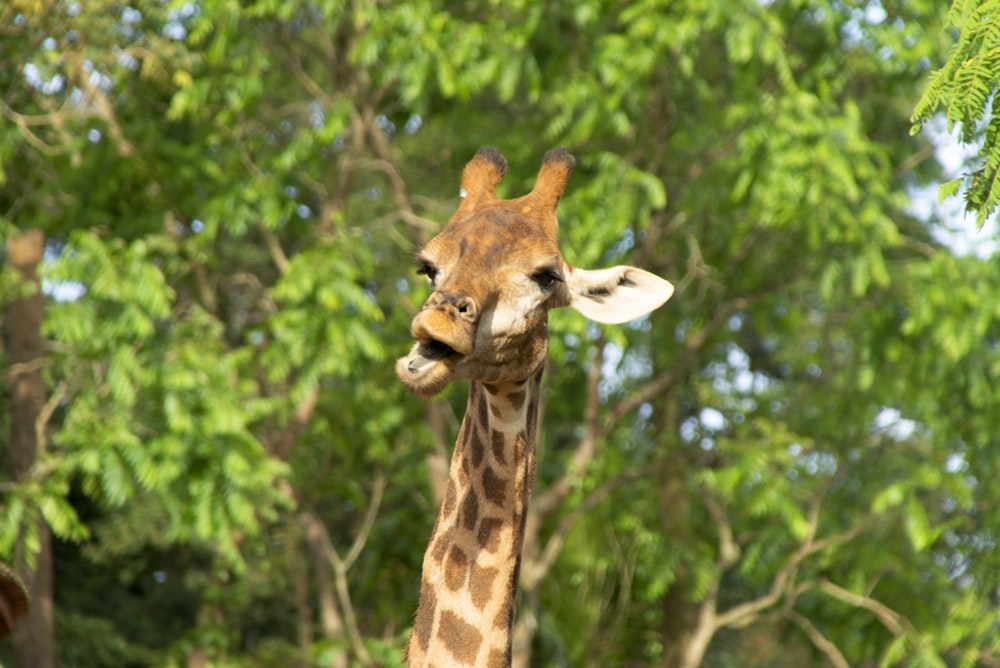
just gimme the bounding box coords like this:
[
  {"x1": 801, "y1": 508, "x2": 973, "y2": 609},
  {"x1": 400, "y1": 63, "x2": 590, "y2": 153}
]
[
  {"x1": 660, "y1": 575, "x2": 703, "y2": 668},
  {"x1": 657, "y1": 448, "x2": 701, "y2": 668},
  {"x1": 4, "y1": 229, "x2": 55, "y2": 668}
]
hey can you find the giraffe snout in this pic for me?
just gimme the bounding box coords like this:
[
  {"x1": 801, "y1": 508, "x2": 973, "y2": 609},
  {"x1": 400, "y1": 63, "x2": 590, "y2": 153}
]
[
  {"x1": 411, "y1": 307, "x2": 476, "y2": 357},
  {"x1": 423, "y1": 291, "x2": 478, "y2": 322}
]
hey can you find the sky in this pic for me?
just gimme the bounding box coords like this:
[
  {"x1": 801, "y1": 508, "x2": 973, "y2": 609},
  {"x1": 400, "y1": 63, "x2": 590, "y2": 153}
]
[{"x1": 910, "y1": 115, "x2": 1000, "y2": 259}]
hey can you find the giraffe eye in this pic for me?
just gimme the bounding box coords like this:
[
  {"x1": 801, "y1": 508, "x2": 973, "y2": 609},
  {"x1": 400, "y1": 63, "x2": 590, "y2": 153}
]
[
  {"x1": 531, "y1": 269, "x2": 562, "y2": 290},
  {"x1": 416, "y1": 263, "x2": 438, "y2": 286}
]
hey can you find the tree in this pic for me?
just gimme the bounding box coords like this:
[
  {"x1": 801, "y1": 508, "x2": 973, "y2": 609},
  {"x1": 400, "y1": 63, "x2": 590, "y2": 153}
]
[
  {"x1": 2, "y1": 0, "x2": 404, "y2": 663},
  {"x1": 912, "y1": 0, "x2": 1000, "y2": 225}
]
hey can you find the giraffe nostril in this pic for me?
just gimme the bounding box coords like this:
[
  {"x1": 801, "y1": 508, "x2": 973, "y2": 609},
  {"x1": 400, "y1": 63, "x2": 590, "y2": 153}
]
[{"x1": 455, "y1": 297, "x2": 476, "y2": 319}]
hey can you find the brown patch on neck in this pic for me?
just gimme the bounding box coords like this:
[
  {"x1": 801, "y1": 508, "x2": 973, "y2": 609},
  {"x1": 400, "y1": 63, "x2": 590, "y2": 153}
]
[
  {"x1": 439, "y1": 610, "x2": 484, "y2": 663},
  {"x1": 445, "y1": 545, "x2": 470, "y2": 590},
  {"x1": 491, "y1": 429, "x2": 507, "y2": 465},
  {"x1": 487, "y1": 648, "x2": 509, "y2": 668},
  {"x1": 477, "y1": 389, "x2": 491, "y2": 430},
  {"x1": 507, "y1": 390, "x2": 526, "y2": 412},
  {"x1": 412, "y1": 581, "x2": 436, "y2": 654},
  {"x1": 470, "y1": 563, "x2": 500, "y2": 609}
]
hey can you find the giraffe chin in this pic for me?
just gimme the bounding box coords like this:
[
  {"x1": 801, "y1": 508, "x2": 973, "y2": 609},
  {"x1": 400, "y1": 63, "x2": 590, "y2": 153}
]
[{"x1": 396, "y1": 344, "x2": 460, "y2": 397}]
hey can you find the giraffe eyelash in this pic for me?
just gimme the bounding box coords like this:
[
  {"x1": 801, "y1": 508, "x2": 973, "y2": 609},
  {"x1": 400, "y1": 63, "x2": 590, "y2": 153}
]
[
  {"x1": 416, "y1": 261, "x2": 438, "y2": 284},
  {"x1": 531, "y1": 268, "x2": 563, "y2": 290}
]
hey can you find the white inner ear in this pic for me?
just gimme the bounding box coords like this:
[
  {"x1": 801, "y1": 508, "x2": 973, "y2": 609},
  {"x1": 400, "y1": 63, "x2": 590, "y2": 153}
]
[{"x1": 566, "y1": 266, "x2": 674, "y2": 324}]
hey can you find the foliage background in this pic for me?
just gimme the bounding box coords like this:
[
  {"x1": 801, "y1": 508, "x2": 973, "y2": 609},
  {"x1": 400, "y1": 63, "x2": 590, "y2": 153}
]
[{"x1": 1, "y1": 0, "x2": 999, "y2": 666}]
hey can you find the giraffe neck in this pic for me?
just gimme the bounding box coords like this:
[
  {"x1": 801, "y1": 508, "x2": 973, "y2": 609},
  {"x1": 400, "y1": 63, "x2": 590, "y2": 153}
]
[{"x1": 406, "y1": 372, "x2": 542, "y2": 668}]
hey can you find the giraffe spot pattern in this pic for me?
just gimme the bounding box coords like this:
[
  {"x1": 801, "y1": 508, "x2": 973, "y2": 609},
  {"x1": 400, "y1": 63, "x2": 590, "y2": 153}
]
[
  {"x1": 507, "y1": 390, "x2": 526, "y2": 412},
  {"x1": 477, "y1": 517, "x2": 503, "y2": 551},
  {"x1": 431, "y1": 526, "x2": 454, "y2": 563},
  {"x1": 410, "y1": 373, "x2": 540, "y2": 667},
  {"x1": 461, "y1": 490, "x2": 479, "y2": 531},
  {"x1": 439, "y1": 610, "x2": 483, "y2": 664},
  {"x1": 526, "y1": 393, "x2": 540, "y2": 442},
  {"x1": 414, "y1": 581, "x2": 436, "y2": 652},
  {"x1": 471, "y1": 433, "x2": 485, "y2": 468},
  {"x1": 493, "y1": 606, "x2": 511, "y2": 630},
  {"x1": 487, "y1": 648, "x2": 509, "y2": 668},
  {"x1": 443, "y1": 479, "x2": 457, "y2": 517},
  {"x1": 482, "y1": 465, "x2": 508, "y2": 506},
  {"x1": 477, "y1": 391, "x2": 490, "y2": 430},
  {"x1": 491, "y1": 429, "x2": 506, "y2": 465},
  {"x1": 445, "y1": 545, "x2": 469, "y2": 590},
  {"x1": 470, "y1": 564, "x2": 499, "y2": 609}
]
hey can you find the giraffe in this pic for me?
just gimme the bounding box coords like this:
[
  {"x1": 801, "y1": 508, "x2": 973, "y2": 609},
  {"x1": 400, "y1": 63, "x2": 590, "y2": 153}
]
[{"x1": 396, "y1": 146, "x2": 674, "y2": 667}]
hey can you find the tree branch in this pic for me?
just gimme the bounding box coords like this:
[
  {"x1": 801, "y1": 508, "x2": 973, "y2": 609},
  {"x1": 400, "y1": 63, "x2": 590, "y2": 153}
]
[
  {"x1": 712, "y1": 484, "x2": 864, "y2": 630},
  {"x1": 787, "y1": 610, "x2": 850, "y2": 668},
  {"x1": 702, "y1": 490, "x2": 739, "y2": 570},
  {"x1": 532, "y1": 338, "x2": 604, "y2": 518},
  {"x1": 271, "y1": 385, "x2": 320, "y2": 461},
  {"x1": 343, "y1": 472, "x2": 385, "y2": 571},
  {"x1": 6, "y1": 358, "x2": 47, "y2": 381},
  {"x1": 258, "y1": 225, "x2": 290, "y2": 275},
  {"x1": 341, "y1": 158, "x2": 440, "y2": 233},
  {"x1": 35, "y1": 381, "x2": 66, "y2": 458},
  {"x1": 0, "y1": 99, "x2": 69, "y2": 156},
  {"x1": 523, "y1": 470, "x2": 639, "y2": 590},
  {"x1": 816, "y1": 578, "x2": 919, "y2": 638},
  {"x1": 301, "y1": 480, "x2": 381, "y2": 668}
]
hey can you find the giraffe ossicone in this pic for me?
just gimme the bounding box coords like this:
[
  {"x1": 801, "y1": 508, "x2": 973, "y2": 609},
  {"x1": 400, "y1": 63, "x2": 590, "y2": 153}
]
[{"x1": 398, "y1": 147, "x2": 673, "y2": 667}]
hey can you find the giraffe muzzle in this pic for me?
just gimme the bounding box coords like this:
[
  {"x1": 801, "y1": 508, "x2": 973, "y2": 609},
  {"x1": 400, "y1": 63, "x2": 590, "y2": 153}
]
[
  {"x1": 405, "y1": 339, "x2": 455, "y2": 373},
  {"x1": 410, "y1": 308, "x2": 476, "y2": 357}
]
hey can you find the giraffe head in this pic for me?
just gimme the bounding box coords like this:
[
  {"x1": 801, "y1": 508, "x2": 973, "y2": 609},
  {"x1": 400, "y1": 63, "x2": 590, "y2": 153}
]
[{"x1": 397, "y1": 147, "x2": 674, "y2": 397}]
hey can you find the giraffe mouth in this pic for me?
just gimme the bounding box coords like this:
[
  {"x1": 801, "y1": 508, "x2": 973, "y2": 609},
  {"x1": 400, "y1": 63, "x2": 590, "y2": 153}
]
[
  {"x1": 407, "y1": 338, "x2": 460, "y2": 373},
  {"x1": 398, "y1": 311, "x2": 475, "y2": 396},
  {"x1": 421, "y1": 338, "x2": 460, "y2": 361},
  {"x1": 397, "y1": 338, "x2": 463, "y2": 397}
]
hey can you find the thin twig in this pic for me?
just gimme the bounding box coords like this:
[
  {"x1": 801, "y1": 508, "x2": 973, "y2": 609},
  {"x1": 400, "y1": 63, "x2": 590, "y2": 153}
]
[
  {"x1": 787, "y1": 610, "x2": 850, "y2": 668},
  {"x1": 258, "y1": 225, "x2": 290, "y2": 275},
  {"x1": 35, "y1": 380, "x2": 66, "y2": 457},
  {"x1": 343, "y1": 472, "x2": 385, "y2": 570},
  {"x1": 6, "y1": 358, "x2": 47, "y2": 381},
  {"x1": 702, "y1": 490, "x2": 740, "y2": 570}
]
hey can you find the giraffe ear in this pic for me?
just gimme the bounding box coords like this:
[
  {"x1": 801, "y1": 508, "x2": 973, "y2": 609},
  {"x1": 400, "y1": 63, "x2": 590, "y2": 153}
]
[{"x1": 565, "y1": 266, "x2": 674, "y2": 324}]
